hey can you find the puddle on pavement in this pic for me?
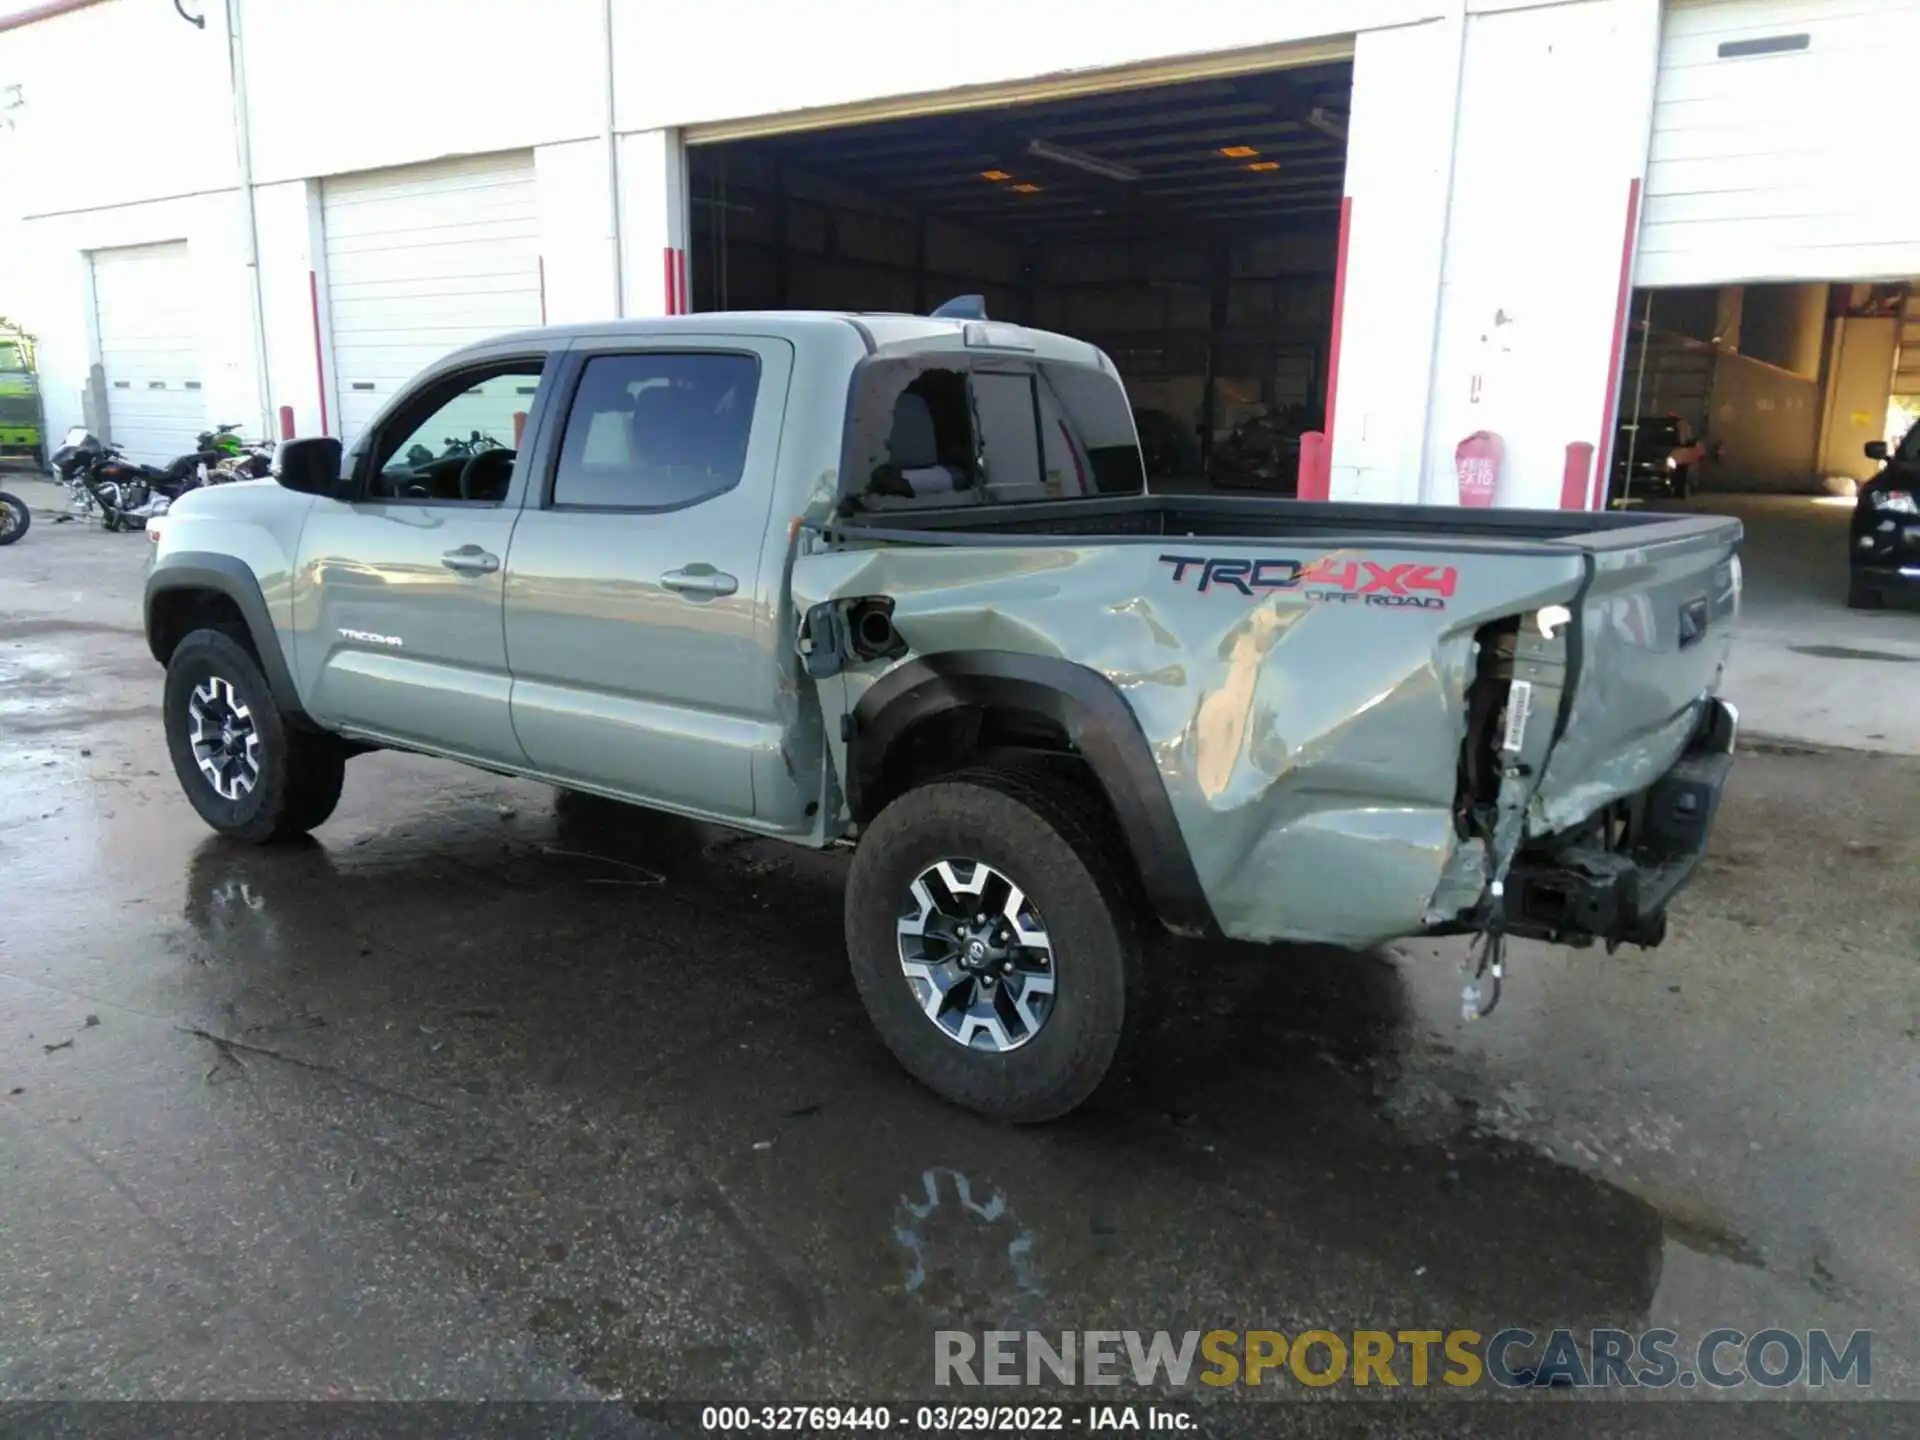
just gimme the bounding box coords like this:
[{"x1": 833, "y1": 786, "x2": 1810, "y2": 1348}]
[{"x1": 1789, "y1": 644, "x2": 1918, "y2": 663}]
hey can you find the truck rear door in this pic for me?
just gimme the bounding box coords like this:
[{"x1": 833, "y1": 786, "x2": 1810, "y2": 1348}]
[{"x1": 501, "y1": 336, "x2": 794, "y2": 824}]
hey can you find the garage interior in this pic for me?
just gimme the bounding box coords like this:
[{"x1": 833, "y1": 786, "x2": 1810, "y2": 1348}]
[
  {"x1": 1609, "y1": 279, "x2": 1920, "y2": 506},
  {"x1": 686, "y1": 58, "x2": 1352, "y2": 493}
]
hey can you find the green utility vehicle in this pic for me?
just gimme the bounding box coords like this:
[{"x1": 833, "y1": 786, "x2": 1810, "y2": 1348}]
[{"x1": 0, "y1": 328, "x2": 45, "y2": 470}]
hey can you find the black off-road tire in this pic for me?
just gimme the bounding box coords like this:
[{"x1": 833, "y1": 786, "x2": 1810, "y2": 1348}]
[
  {"x1": 845, "y1": 765, "x2": 1146, "y2": 1123},
  {"x1": 164, "y1": 628, "x2": 346, "y2": 843},
  {"x1": 1846, "y1": 575, "x2": 1882, "y2": 610}
]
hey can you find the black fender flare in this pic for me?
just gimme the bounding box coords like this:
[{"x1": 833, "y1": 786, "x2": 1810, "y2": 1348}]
[
  {"x1": 144, "y1": 552, "x2": 307, "y2": 723},
  {"x1": 849, "y1": 651, "x2": 1216, "y2": 937}
]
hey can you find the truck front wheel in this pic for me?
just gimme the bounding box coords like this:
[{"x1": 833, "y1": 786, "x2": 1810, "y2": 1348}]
[
  {"x1": 163, "y1": 628, "x2": 346, "y2": 843},
  {"x1": 845, "y1": 766, "x2": 1144, "y2": 1122}
]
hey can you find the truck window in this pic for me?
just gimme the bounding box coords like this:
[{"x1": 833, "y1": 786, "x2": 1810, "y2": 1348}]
[
  {"x1": 971, "y1": 371, "x2": 1045, "y2": 501},
  {"x1": 369, "y1": 358, "x2": 545, "y2": 504},
  {"x1": 848, "y1": 357, "x2": 1145, "y2": 510},
  {"x1": 552, "y1": 352, "x2": 759, "y2": 511}
]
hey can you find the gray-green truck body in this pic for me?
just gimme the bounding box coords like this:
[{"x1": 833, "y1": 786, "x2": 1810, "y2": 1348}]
[{"x1": 144, "y1": 313, "x2": 1740, "y2": 1114}]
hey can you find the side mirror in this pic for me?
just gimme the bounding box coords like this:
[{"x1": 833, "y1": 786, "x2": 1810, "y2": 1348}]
[
  {"x1": 273, "y1": 436, "x2": 345, "y2": 497},
  {"x1": 1865, "y1": 440, "x2": 1889, "y2": 461}
]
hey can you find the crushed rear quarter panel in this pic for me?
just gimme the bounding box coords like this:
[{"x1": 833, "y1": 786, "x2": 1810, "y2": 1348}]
[{"x1": 794, "y1": 538, "x2": 1592, "y2": 947}]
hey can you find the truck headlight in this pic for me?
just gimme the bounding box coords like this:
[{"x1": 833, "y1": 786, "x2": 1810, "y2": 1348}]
[{"x1": 1868, "y1": 488, "x2": 1918, "y2": 515}]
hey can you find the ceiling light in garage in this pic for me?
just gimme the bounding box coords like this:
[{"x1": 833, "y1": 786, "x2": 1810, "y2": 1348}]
[
  {"x1": 1025, "y1": 138, "x2": 1141, "y2": 183},
  {"x1": 980, "y1": 170, "x2": 1011, "y2": 182},
  {"x1": 1219, "y1": 145, "x2": 1259, "y2": 158},
  {"x1": 1305, "y1": 106, "x2": 1348, "y2": 143},
  {"x1": 1247, "y1": 161, "x2": 1281, "y2": 171},
  {"x1": 1010, "y1": 182, "x2": 1043, "y2": 193}
]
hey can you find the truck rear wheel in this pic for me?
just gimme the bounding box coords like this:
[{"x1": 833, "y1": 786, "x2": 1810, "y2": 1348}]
[
  {"x1": 164, "y1": 628, "x2": 346, "y2": 843},
  {"x1": 845, "y1": 766, "x2": 1144, "y2": 1122}
]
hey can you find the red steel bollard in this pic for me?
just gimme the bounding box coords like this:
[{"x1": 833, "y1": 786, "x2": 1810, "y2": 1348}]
[
  {"x1": 1561, "y1": 440, "x2": 1595, "y2": 511},
  {"x1": 1296, "y1": 430, "x2": 1329, "y2": 500},
  {"x1": 278, "y1": 405, "x2": 296, "y2": 440}
]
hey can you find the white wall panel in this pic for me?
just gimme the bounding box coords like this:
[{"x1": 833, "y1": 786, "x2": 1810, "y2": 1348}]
[
  {"x1": 614, "y1": 0, "x2": 1429, "y2": 137},
  {"x1": 536, "y1": 140, "x2": 620, "y2": 326},
  {"x1": 1420, "y1": 0, "x2": 1662, "y2": 508},
  {"x1": 1326, "y1": 19, "x2": 1459, "y2": 504}
]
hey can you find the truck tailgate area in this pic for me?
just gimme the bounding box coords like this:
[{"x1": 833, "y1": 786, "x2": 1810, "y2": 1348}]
[{"x1": 1532, "y1": 521, "x2": 1742, "y2": 836}]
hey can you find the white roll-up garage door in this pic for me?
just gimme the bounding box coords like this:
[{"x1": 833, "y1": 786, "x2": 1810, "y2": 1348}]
[
  {"x1": 1638, "y1": 0, "x2": 1920, "y2": 286},
  {"x1": 91, "y1": 241, "x2": 205, "y2": 466},
  {"x1": 322, "y1": 151, "x2": 543, "y2": 444}
]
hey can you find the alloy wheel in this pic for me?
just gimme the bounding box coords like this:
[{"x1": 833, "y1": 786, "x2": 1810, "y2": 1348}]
[
  {"x1": 897, "y1": 858, "x2": 1056, "y2": 1052},
  {"x1": 187, "y1": 676, "x2": 262, "y2": 800}
]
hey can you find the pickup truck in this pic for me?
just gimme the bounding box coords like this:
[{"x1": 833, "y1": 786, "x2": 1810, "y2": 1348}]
[{"x1": 144, "y1": 311, "x2": 1743, "y2": 1121}]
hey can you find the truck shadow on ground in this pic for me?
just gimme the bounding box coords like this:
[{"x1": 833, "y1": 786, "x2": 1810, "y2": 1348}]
[{"x1": 170, "y1": 784, "x2": 1663, "y2": 1400}]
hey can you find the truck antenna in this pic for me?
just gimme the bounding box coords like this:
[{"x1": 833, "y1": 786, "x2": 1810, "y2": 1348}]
[{"x1": 930, "y1": 295, "x2": 988, "y2": 320}]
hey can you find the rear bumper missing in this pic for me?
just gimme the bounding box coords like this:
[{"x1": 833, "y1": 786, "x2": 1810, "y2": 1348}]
[{"x1": 1502, "y1": 698, "x2": 1737, "y2": 949}]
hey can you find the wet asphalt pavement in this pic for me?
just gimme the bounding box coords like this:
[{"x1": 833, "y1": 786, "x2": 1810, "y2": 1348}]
[{"x1": 1, "y1": 499, "x2": 1917, "y2": 1433}]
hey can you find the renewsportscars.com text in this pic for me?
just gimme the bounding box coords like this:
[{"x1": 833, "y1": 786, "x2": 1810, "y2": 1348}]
[{"x1": 934, "y1": 1328, "x2": 1872, "y2": 1391}]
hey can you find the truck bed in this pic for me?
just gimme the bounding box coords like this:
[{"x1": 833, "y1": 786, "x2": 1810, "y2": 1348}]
[
  {"x1": 800, "y1": 492, "x2": 1743, "y2": 947},
  {"x1": 827, "y1": 492, "x2": 1723, "y2": 552}
]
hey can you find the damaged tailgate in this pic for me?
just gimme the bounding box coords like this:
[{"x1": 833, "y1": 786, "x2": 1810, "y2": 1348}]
[{"x1": 1531, "y1": 514, "x2": 1742, "y2": 836}]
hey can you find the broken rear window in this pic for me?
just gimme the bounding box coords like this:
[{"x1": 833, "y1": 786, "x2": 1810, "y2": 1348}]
[{"x1": 843, "y1": 356, "x2": 1145, "y2": 512}]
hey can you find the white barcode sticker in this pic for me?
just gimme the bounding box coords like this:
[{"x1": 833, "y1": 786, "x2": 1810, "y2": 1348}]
[{"x1": 1501, "y1": 679, "x2": 1534, "y2": 753}]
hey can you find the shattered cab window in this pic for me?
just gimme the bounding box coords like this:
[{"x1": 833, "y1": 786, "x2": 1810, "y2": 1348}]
[{"x1": 844, "y1": 356, "x2": 1145, "y2": 511}]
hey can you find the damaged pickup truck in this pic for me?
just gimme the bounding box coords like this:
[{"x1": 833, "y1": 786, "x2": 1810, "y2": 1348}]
[{"x1": 144, "y1": 309, "x2": 1742, "y2": 1121}]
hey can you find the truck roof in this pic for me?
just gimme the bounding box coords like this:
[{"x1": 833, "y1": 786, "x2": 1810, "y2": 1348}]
[{"x1": 474, "y1": 311, "x2": 1114, "y2": 371}]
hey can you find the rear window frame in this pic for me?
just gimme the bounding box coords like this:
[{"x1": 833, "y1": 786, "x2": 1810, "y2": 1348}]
[{"x1": 837, "y1": 350, "x2": 1146, "y2": 515}]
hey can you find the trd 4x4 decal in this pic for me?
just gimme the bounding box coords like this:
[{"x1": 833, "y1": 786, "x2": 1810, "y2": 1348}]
[{"x1": 1158, "y1": 554, "x2": 1459, "y2": 610}]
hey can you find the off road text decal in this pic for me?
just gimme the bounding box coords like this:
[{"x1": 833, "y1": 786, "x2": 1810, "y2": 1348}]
[{"x1": 1158, "y1": 555, "x2": 1459, "y2": 611}]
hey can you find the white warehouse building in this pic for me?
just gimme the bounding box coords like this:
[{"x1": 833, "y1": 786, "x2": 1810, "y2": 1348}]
[{"x1": 2, "y1": 0, "x2": 1917, "y2": 506}]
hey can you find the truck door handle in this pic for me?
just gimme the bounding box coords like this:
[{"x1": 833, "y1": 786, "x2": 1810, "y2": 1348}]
[
  {"x1": 441, "y1": 545, "x2": 500, "y2": 575},
  {"x1": 661, "y1": 565, "x2": 738, "y2": 598},
  {"x1": 1678, "y1": 596, "x2": 1709, "y2": 648}
]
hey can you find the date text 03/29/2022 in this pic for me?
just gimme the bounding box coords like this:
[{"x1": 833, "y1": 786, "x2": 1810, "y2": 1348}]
[{"x1": 700, "y1": 1405, "x2": 1189, "y2": 1432}]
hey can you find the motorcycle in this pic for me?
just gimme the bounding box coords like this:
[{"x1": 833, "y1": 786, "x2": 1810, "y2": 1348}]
[
  {"x1": 49, "y1": 426, "x2": 220, "y2": 532},
  {"x1": 403, "y1": 430, "x2": 504, "y2": 469},
  {"x1": 199, "y1": 422, "x2": 275, "y2": 480},
  {"x1": 0, "y1": 488, "x2": 28, "y2": 545}
]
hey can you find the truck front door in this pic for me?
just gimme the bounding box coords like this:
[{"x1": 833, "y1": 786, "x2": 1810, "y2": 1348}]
[
  {"x1": 502, "y1": 338, "x2": 794, "y2": 825},
  {"x1": 293, "y1": 352, "x2": 551, "y2": 764}
]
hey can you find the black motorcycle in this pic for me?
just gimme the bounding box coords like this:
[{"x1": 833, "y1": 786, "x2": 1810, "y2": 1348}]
[
  {"x1": 49, "y1": 426, "x2": 219, "y2": 531},
  {"x1": 0, "y1": 488, "x2": 28, "y2": 545}
]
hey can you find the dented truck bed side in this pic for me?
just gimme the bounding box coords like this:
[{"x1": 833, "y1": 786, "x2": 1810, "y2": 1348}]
[{"x1": 792, "y1": 499, "x2": 1740, "y2": 950}]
